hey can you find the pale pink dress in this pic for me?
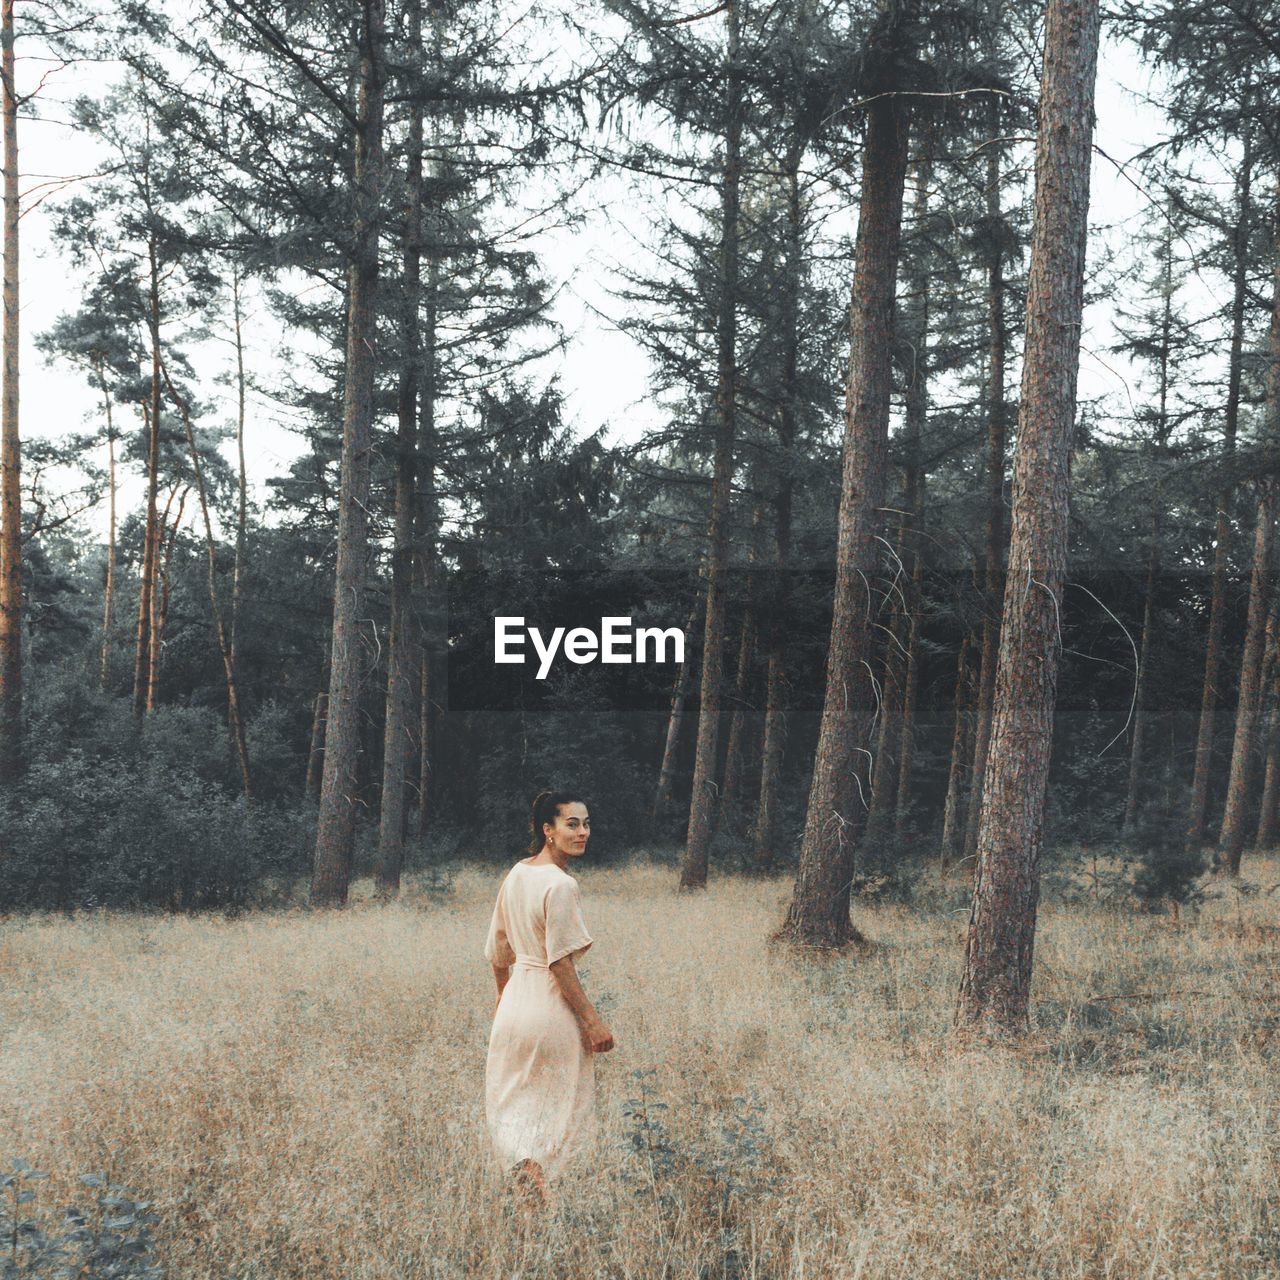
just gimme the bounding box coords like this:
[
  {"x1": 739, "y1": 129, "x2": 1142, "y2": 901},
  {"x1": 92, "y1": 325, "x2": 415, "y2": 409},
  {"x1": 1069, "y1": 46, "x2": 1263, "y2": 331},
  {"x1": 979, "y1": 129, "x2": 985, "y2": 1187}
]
[{"x1": 483, "y1": 860, "x2": 596, "y2": 1181}]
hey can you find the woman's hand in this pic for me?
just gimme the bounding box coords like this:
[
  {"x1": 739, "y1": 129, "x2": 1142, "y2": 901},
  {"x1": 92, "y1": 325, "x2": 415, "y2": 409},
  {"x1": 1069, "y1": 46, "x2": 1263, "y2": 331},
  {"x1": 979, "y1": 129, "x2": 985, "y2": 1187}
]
[{"x1": 581, "y1": 1017, "x2": 615, "y2": 1054}]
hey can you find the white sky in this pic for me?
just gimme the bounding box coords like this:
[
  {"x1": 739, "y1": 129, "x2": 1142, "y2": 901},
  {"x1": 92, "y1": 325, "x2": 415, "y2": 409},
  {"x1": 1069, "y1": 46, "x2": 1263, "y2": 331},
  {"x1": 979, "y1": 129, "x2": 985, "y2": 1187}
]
[{"x1": 13, "y1": 19, "x2": 1209, "y2": 544}]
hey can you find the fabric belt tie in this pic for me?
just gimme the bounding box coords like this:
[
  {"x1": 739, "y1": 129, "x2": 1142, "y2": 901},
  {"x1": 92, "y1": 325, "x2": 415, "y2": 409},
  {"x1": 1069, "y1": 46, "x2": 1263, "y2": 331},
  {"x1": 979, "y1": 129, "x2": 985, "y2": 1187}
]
[{"x1": 514, "y1": 953, "x2": 549, "y2": 969}]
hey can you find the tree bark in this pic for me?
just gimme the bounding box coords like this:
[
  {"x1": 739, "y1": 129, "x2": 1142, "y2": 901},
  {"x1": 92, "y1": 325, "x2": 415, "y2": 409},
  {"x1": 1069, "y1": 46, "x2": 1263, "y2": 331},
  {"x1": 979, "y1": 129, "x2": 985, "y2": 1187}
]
[
  {"x1": 961, "y1": 96, "x2": 1010, "y2": 869},
  {"x1": 775, "y1": 89, "x2": 912, "y2": 946},
  {"x1": 311, "y1": 0, "x2": 386, "y2": 906},
  {"x1": 0, "y1": 0, "x2": 20, "y2": 784},
  {"x1": 680, "y1": 0, "x2": 741, "y2": 890},
  {"x1": 415, "y1": 245, "x2": 440, "y2": 842},
  {"x1": 1253, "y1": 614, "x2": 1280, "y2": 850},
  {"x1": 1216, "y1": 174, "x2": 1280, "y2": 875},
  {"x1": 1187, "y1": 122, "x2": 1254, "y2": 851},
  {"x1": 133, "y1": 228, "x2": 163, "y2": 721},
  {"x1": 955, "y1": 0, "x2": 1100, "y2": 1038},
  {"x1": 752, "y1": 140, "x2": 801, "y2": 873},
  {"x1": 230, "y1": 267, "x2": 248, "y2": 675},
  {"x1": 98, "y1": 365, "x2": 117, "y2": 691},
  {"x1": 377, "y1": 0, "x2": 424, "y2": 900}
]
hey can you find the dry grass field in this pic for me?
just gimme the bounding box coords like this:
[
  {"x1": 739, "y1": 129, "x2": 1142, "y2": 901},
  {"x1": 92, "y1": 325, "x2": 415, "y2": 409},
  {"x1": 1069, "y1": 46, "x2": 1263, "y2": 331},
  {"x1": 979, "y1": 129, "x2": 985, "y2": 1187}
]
[{"x1": 3, "y1": 851, "x2": 1278, "y2": 1279}]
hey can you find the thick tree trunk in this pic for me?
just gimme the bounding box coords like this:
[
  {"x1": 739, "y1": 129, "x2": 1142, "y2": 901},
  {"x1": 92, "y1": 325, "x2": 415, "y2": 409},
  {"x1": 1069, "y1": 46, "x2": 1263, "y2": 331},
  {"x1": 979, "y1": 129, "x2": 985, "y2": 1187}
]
[
  {"x1": 775, "y1": 90, "x2": 911, "y2": 946},
  {"x1": 752, "y1": 141, "x2": 802, "y2": 874},
  {"x1": 961, "y1": 100, "x2": 1009, "y2": 869},
  {"x1": 377, "y1": 4, "x2": 423, "y2": 900},
  {"x1": 1187, "y1": 126, "x2": 1254, "y2": 850},
  {"x1": 311, "y1": 0, "x2": 386, "y2": 906},
  {"x1": 955, "y1": 0, "x2": 1100, "y2": 1038},
  {"x1": 0, "y1": 0, "x2": 20, "y2": 784},
  {"x1": 1217, "y1": 181, "x2": 1280, "y2": 875},
  {"x1": 680, "y1": 0, "x2": 741, "y2": 890}
]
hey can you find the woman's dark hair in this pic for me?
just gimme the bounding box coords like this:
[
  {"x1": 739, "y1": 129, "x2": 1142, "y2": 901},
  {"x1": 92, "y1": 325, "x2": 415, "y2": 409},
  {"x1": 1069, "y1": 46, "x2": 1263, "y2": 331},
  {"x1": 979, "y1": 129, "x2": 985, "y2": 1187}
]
[{"x1": 528, "y1": 789, "x2": 587, "y2": 854}]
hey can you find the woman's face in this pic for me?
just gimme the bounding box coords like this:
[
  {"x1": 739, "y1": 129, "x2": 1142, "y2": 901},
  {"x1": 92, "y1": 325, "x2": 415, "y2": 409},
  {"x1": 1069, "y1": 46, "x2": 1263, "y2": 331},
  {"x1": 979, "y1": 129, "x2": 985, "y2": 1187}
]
[{"x1": 544, "y1": 802, "x2": 590, "y2": 857}]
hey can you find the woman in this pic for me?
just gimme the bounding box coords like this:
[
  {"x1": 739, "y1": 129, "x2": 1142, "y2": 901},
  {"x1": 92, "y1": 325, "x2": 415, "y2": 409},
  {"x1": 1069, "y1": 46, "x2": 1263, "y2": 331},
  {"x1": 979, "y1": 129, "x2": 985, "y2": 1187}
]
[{"x1": 484, "y1": 789, "x2": 616, "y2": 1212}]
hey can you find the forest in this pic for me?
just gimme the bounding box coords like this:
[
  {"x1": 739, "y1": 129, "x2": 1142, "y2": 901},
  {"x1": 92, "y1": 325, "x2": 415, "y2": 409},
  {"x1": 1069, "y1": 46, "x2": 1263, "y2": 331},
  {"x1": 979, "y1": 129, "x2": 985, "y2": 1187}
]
[
  {"x1": 2, "y1": 0, "x2": 1280, "y2": 1274},
  {"x1": 1, "y1": 0, "x2": 1278, "y2": 1022}
]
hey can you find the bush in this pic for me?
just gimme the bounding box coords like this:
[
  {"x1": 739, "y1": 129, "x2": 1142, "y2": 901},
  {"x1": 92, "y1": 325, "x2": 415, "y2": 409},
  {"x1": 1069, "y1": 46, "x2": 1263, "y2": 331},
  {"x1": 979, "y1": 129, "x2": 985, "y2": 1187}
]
[
  {"x1": 0, "y1": 1158, "x2": 163, "y2": 1279},
  {"x1": 1129, "y1": 794, "x2": 1206, "y2": 915},
  {"x1": 0, "y1": 750, "x2": 312, "y2": 913}
]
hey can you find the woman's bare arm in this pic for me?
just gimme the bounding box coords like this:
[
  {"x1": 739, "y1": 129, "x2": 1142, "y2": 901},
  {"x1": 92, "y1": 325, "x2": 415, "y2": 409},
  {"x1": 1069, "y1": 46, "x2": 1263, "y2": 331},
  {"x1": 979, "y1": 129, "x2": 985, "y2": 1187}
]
[
  {"x1": 491, "y1": 963, "x2": 511, "y2": 1010},
  {"x1": 549, "y1": 955, "x2": 615, "y2": 1052}
]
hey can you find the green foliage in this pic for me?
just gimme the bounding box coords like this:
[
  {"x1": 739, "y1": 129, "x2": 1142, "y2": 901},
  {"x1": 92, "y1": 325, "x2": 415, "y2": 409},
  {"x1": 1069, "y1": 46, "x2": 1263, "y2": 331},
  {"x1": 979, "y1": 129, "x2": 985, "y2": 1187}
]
[
  {"x1": 1130, "y1": 794, "x2": 1207, "y2": 913},
  {"x1": 0, "y1": 1159, "x2": 163, "y2": 1280},
  {"x1": 0, "y1": 746, "x2": 312, "y2": 913}
]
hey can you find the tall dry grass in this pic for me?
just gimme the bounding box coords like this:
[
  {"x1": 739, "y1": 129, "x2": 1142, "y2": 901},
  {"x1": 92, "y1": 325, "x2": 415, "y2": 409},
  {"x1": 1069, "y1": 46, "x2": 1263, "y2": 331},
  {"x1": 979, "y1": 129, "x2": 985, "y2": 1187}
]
[{"x1": 2, "y1": 850, "x2": 1278, "y2": 1279}]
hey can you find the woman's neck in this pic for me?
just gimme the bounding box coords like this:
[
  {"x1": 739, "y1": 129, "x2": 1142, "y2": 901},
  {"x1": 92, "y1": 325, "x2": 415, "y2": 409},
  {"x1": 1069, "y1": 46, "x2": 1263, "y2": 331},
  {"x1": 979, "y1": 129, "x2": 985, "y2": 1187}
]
[{"x1": 530, "y1": 846, "x2": 569, "y2": 871}]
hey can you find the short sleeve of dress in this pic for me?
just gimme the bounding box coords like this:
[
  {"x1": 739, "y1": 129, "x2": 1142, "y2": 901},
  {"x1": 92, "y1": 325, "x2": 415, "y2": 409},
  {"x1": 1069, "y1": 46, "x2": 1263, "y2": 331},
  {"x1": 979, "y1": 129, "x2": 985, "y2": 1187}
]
[
  {"x1": 544, "y1": 876, "x2": 593, "y2": 966},
  {"x1": 484, "y1": 879, "x2": 516, "y2": 967}
]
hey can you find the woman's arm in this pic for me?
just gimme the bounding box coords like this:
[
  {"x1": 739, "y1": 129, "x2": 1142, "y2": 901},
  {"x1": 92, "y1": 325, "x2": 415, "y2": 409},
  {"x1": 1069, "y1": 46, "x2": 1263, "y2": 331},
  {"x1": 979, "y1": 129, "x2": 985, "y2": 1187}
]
[
  {"x1": 549, "y1": 956, "x2": 615, "y2": 1052},
  {"x1": 491, "y1": 963, "x2": 511, "y2": 1012}
]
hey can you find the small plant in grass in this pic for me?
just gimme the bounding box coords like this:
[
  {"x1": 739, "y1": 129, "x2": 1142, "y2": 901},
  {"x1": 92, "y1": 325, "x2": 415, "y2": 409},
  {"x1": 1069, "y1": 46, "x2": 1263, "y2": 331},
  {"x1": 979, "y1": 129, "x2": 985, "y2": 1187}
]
[
  {"x1": 617, "y1": 1071, "x2": 779, "y2": 1279},
  {"x1": 1, "y1": 1159, "x2": 163, "y2": 1279},
  {"x1": 1129, "y1": 802, "x2": 1206, "y2": 921}
]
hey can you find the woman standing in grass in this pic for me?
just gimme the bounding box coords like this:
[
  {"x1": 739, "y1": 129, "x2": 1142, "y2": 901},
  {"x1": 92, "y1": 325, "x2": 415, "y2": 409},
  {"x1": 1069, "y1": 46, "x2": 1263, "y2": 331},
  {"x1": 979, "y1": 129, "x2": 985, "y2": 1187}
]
[{"x1": 484, "y1": 789, "x2": 616, "y2": 1212}]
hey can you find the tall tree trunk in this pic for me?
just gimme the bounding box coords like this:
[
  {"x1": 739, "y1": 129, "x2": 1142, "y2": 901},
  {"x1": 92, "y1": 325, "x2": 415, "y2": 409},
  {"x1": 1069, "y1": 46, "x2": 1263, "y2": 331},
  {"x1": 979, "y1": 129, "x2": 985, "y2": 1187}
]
[
  {"x1": 0, "y1": 0, "x2": 19, "y2": 784},
  {"x1": 377, "y1": 0, "x2": 423, "y2": 900},
  {"x1": 863, "y1": 580, "x2": 905, "y2": 846},
  {"x1": 1217, "y1": 178, "x2": 1280, "y2": 875},
  {"x1": 306, "y1": 629, "x2": 331, "y2": 800},
  {"x1": 311, "y1": 0, "x2": 386, "y2": 906},
  {"x1": 752, "y1": 140, "x2": 801, "y2": 874},
  {"x1": 230, "y1": 267, "x2": 248, "y2": 673},
  {"x1": 162, "y1": 364, "x2": 253, "y2": 800},
  {"x1": 717, "y1": 604, "x2": 757, "y2": 836},
  {"x1": 154, "y1": 484, "x2": 186, "y2": 667},
  {"x1": 680, "y1": 0, "x2": 741, "y2": 890},
  {"x1": 1254, "y1": 615, "x2": 1280, "y2": 850},
  {"x1": 654, "y1": 605, "x2": 699, "y2": 828},
  {"x1": 415, "y1": 248, "x2": 440, "y2": 842},
  {"x1": 961, "y1": 95, "x2": 1010, "y2": 869},
  {"x1": 133, "y1": 230, "x2": 163, "y2": 721},
  {"x1": 1215, "y1": 486, "x2": 1276, "y2": 873},
  {"x1": 893, "y1": 205, "x2": 930, "y2": 839},
  {"x1": 894, "y1": 507, "x2": 924, "y2": 841},
  {"x1": 98, "y1": 366, "x2": 117, "y2": 691},
  {"x1": 1123, "y1": 209, "x2": 1175, "y2": 832},
  {"x1": 940, "y1": 633, "x2": 975, "y2": 874},
  {"x1": 954, "y1": 0, "x2": 1100, "y2": 1037},
  {"x1": 1187, "y1": 123, "x2": 1254, "y2": 850},
  {"x1": 717, "y1": 503, "x2": 766, "y2": 838},
  {"x1": 775, "y1": 88, "x2": 912, "y2": 946}
]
